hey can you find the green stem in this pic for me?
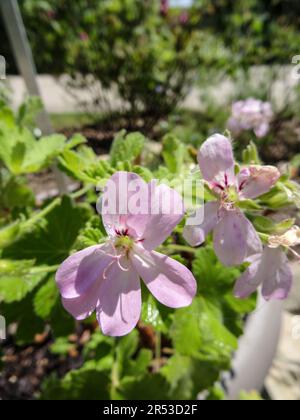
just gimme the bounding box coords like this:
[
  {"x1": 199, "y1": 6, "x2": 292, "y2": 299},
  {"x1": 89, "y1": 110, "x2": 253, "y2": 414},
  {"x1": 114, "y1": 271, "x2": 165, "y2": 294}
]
[
  {"x1": 30, "y1": 265, "x2": 60, "y2": 274},
  {"x1": 71, "y1": 185, "x2": 92, "y2": 199},
  {"x1": 154, "y1": 331, "x2": 161, "y2": 373},
  {"x1": 258, "y1": 232, "x2": 269, "y2": 242},
  {"x1": 163, "y1": 244, "x2": 198, "y2": 255},
  {"x1": 22, "y1": 185, "x2": 92, "y2": 231},
  {"x1": 23, "y1": 197, "x2": 62, "y2": 230}
]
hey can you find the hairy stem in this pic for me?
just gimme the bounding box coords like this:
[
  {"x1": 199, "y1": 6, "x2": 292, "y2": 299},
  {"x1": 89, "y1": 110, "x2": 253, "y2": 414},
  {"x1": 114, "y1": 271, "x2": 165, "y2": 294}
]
[{"x1": 162, "y1": 244, "x2": 198, "y2": 255}]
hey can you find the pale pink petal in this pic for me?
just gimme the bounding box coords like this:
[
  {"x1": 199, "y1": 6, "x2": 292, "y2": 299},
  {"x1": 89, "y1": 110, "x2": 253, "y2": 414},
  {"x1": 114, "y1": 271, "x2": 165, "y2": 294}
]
[
  {"x1": 132, "y1": 248, "x2": 197, "y2": 308},
  {"x1": 238, "y1": 165, "x2": 280, "y2": 200},
  {"x1": 97, "y1": 259, "x2": 141, "y2": 337},
  {"x1": 183, "y1": 201, "x2": 220, "y2": 246},
  {"x1": 198, "y1": 134, "x2": 235, "y2": 185},
  {"x1": 141, "y1": 182, "x2": 184, "y2": 250},
  {"x1": 100, "y1": 171, "x2": 149, "y2": 239},
  {"x1": 55, "y1": 245, "x2": 111, "y2": 299},
  {"x1": 62, "y1": 276, "x2": 101, "y2": 320},
  {"x1": 234, "y1": 255, "x2": 262, "y2": 298},
  {"x1": 213, "y1": 209, "x2": 250, "y2": 266},
  {"x1": 261, "y1": 247, "x2": 293, "y2": 301},
  {"x1": 234, "y1": 247, "x2": 293, "y2": 301},
  {"x1": 254, "y1": 123, "x2": 270, "y2": 138},
  {"x1": 244, "y1": 214, "x2": 263, "y2": 258}
]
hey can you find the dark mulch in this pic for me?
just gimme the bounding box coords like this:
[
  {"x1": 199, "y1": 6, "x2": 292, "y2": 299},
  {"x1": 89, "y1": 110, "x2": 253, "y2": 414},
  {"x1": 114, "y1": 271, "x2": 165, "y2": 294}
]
[
  {"x1": 0, "y1": 330, "x2": 83, "y2": 400},
  {"x1": 59, "y1": 112, "x2": 164, "y2": 154},
  {"x1": 261, "y1": 118, "x2": 300, "y2": 164},
  {"x1": 0, "y1": 322, "x2": 167, "y2": 400}
]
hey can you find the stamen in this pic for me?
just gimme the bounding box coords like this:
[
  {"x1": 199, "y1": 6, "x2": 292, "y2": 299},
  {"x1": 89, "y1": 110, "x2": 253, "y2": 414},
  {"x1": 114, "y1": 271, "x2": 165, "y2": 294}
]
[
  {"x1": 117, "y1": 258, "x2": 130, "y2": 272},
  {"x1": 239, "y1": 180, "x2": 247, "y2": 191},
  {"x1": 211, "y1": 182, "x2": 225, "y2": 191},
  {"x1": 224, "y1": 173, "x2": 229, "y2": 187}
]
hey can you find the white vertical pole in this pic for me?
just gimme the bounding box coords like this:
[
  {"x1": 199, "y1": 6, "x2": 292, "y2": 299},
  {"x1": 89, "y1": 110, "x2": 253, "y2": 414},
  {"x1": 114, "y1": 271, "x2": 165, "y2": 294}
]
[{"x1": 0, "y1": 0, "x2": 68, "y2": 193}]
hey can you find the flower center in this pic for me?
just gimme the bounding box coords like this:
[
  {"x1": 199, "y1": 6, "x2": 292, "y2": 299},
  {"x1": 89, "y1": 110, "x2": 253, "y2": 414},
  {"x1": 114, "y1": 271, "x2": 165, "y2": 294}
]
[
  {"x1": 114, "y1": 235, "x2": 135, "y2": 252},
  {"x1": 225, "y1": 185, "x2": 239, "y2": 203},
  {"x1": 211, "y1": 173, "x2": 240, "y2": 210}
]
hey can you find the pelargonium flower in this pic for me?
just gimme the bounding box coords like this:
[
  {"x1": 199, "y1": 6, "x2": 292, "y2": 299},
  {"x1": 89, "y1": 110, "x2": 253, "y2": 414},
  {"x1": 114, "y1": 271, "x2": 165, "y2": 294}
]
[
  {"x1": 227, "y1": 98, "x2": 274, "y2": 138},
  {"x1": 183, "y1": 134, "x2": 280, "y2": 266},
  {"x1": 233, "y1": 226, "x2": 300, "y2": 300},
  {"x1": 179, "y1": 11, "x2": 189, "y2": 25},
  {"x1": 160, "y1": 0, "x2": 169, "y2": 16},
  {"x1": 56, "y1": 172, "x2": 197, "y2": 337},
  {"x1": 80, "y1": 32, "x2": 89, "y2": 42}
]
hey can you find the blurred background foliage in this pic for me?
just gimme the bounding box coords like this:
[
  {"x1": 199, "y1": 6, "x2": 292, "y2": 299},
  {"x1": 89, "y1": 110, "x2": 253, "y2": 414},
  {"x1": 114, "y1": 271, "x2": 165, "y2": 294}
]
[{"x1": 0, "y1": 0, "x2": 299, "y2": 117}]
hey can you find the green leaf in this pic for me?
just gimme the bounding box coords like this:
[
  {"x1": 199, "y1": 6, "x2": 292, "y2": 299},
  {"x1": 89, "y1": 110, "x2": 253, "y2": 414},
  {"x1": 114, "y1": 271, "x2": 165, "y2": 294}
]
[
  {"x1": 0, "y1": 220, "x2": 22, "y2": 249},
  {"x1": 65, "y1": 133, "x2": 87, "y2": 149},
  {"x1": 162, "y1": 134, "x2": 186, "y2": 173},
  {"x1": 0, "y1": 172, "x2": 34, "y2": 213},
  {"x1": 59, "y1": 146, "x2": 114, "y2": 185},
  {"x1": 116, "y1": 330, "x2": 139, "y2": 379},
  {"x1": 22, "y1": 134, "x2": 67, "y2": 173},
  {"x1": 75, "y1": 215, "x2": 106, "y2": 250},
  {"x1": 171, "y1": 296, "x2": 237, "y2": 359},
  {"x1": 34, "y1": 276, "x2": 59, "y2": 319},
  {"x1": 16, "y1": 96, "x2": 43, "y2": 128},
  {"x1": 0, "y1": 292, "x2": 45, "y2": 345},
  {"x1": 110, "y1": 131, "x2": 145, "y2": 166},
  {"x1": 192, "y1": 246, "x2": 242, "y2": 296},
  {"x1": 3, "y1": 196, "x2": 91, "y2": 265},
  {"x1": 119, "y1": 373, "x2": 170, "y2": 400},
  {"x1": 50, "y1": 337, "x2": 75, "y2": 356},
  {"x1": 125, "y1": 349, "x2": 152, "y2": 377},
  {"x1": 0, "y1": 259, "x2": 47, "y2": 303},
  {"x1": 0, "y1": 116, "x2": 69, "y2": 175},
  {"x1": 83, "y1": 331, "x2": 114, "y2": 362},
  {"x1": 161, "y1": 353, "x2": 228, "y2": 399},
  {"x1": 49, "y1": 299, "x2": 75, "y2": 338},
  {"x1": 252, "y1": 215, "x2": 295, "y2": 235},
  {"x1": 141, "y1": 294, "x2": 172, "y2": 333},
  {"x1": 191, "y1": 246, "x2": 255, "y2": 337},
  {"x1": 10, "y1": 142, "x2": 26, "y2": 174},
  {"x1": 40, "y1": 363, "x2": 111, "y2": 400},
  {"x1": 242, "y1": 141, "x2": 261, "y2": 165}
]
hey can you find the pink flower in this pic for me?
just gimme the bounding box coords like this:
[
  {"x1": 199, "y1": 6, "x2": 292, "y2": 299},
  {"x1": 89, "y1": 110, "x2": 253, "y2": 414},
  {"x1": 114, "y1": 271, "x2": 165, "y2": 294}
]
[
  {"x1": 160, "y1": 0, "x2": 169, "y2": 16},
  {"x1": 56, "y1": 172, "x2": 197, "y2": 337},
  {"x1": 179, "y1": 11, "x2": 189, "y2": 25},
  {"x1": 227, "y1": 98, "x2": 274, "y2": 138},
  {"x1": 234, "y1": 246, "x2": 292, "y2": 300},
  {"x1": 183, "y1": 134, "x2": 280, "y2": 266},
  {"x1": 235, "y1": 225, "x2": 300, "y2": 300},
  {"x1": 45, "y1": 10, "x2": 56, "y2": 20},
  {"x1": 80, "y1": 32, "x2": 89, "y2": 42}
]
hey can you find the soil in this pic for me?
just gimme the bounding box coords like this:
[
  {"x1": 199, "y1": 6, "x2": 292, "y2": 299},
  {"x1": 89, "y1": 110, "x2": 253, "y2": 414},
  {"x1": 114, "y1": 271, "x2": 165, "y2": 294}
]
[
  {"x1": 58, "y1": 112, "x2": 164, "y2": 155},
  {"x1": 0, "y1": 327, "x2": 85, "y2": 400},
  {"x1": 261, "y1": 117, "x2": 300, "y2": 164},
  {"x1": 0, "y1": 323, "x2": 165, "y2": 400}
]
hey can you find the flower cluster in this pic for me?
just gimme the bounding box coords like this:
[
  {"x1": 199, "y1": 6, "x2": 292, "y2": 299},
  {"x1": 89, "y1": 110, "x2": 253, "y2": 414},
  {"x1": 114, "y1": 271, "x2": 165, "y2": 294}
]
[
  {"x1": 227, "y1": 98, "x2": 274, "y2": 138},
  {"x1": 56, "y1": 134, "x2": 295, "y2": 337}
]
